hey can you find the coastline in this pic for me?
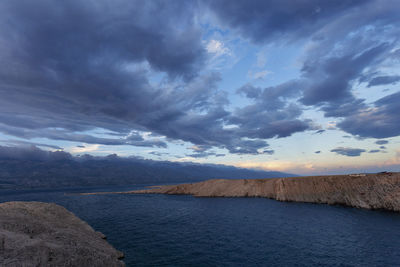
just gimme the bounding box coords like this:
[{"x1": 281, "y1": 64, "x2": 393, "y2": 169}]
[{"x1": 82, "y1": 172, "x2": 400, "y2": 212}]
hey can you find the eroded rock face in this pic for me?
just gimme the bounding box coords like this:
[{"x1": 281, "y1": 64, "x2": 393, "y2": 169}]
[
  {"x1": 128, "y1": 173, "x2": 400, "y2": 212},
  {"x1": 0, "y1": 201, "x2": 125, "y2": 267}
]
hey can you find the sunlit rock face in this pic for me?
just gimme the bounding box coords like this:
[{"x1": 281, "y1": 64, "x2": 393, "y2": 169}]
[
  {"x1": 0, "y1": 201, "x2": 125, "y2": 266},
  {"x1": 129, "y1": 173, "x2": 400, "y2": 212}
]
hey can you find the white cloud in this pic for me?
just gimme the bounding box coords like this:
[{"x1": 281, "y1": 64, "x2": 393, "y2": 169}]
[
  {"x1": 235, "y1": 160, "x2": 315, "y2": 173},
  {"x1": 69, "y1": 144, "x2": 100, "y2": 154},
  {"x1": 249, "y1": 69, "x2": 273, "y2": 80},
  {"x1": 256, "y1": 49, "x2": 268, "y2": 68},
  {"x1": 206, "y1": 40, "x2": 230, "y2": 55},
  {"x1": 326, "y1": 121, "x2": 337, "y2": 130}
]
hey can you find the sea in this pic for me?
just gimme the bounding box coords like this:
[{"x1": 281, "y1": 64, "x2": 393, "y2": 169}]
[{"x1": 1, "y1": 184, "x2": 400, "y2": 267}]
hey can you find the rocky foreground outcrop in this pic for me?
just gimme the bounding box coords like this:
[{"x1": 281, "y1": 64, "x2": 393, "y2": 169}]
[
  {"x1": 0, "y1": 201, "x2": 125, "y2": 266},
  {"x1": 117, "y1": 172, "x2": 400, "y2": 212}
]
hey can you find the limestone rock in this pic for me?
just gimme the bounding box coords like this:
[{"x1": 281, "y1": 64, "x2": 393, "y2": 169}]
[
  {"x1": 127, "y1": 173, "x2": 400, "y2": 212},
  {"x1": 0, "y1": 201, "x2": 125, "y2": 267}
]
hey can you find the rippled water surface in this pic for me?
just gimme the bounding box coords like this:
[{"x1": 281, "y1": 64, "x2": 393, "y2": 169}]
[{"x1": 1, "y1": 185, "x2": 400, "y2": 266}]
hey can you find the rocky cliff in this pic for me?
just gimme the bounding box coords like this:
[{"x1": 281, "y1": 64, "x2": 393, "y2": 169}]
[
  {"x1": 126, "y1": 172, "x2": 400, "y2": 211},
  {"x1": 0, "y1": 201, "x2": 125, "y2": 266}
]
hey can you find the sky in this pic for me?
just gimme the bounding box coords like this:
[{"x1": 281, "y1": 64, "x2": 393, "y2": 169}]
[{"x1": 0, "y1": 0, "x2": 399, "y2": 175}]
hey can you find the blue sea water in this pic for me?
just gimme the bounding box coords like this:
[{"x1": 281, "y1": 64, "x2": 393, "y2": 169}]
[{"x1": 1, "y1": 185, "x2": 400, "y2": 267}]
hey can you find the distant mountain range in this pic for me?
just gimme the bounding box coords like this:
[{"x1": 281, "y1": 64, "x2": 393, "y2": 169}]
[{"x1": 0, "y1": 146, "x2": 294, "y2": 189}]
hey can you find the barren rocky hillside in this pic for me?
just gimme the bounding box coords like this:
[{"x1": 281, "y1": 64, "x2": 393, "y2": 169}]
[
  {"x1": 0, "y1": 202, "x2": 125, "y2": 266},
  {"x1": 126, "y1": 172, "x2": 400, "y2": 211}
]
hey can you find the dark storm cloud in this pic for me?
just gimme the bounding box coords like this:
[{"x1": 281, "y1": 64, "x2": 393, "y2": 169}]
[
  {"x1": 1, "y1": 0, "x2": 399, "y2": 155},
  {"x1": 338, "y1": 92, "x2": 400, "y2": 138},
  {"x1": 236, "y1": 84, "x2": 262, "y2": 99},
  {"x1": 367, "y1": 75, "x2": 400, "y2": 87},
  {"x1": 0, "y1": 0, "x2": 214, "y2": 147},
  {"x1": 0, "y1": 0, "x2": 275, "y2": 157},
  {"x1": 237, "y1": 81, "x2": 303, "y2": 111},
  {"x1": 0, "y1": 145, "x2": 71, "y2": 161},
  {"x1": 0, "y1": 124, "x2": 167, "y2": 148},
  {"x1": 187, "y1": 151, "x2": 226, "y2": 158},
  {"x1": 0, "y1": 0, "x2": 253, "y2": 153},
  {"x1": 315, "y1": 151, "x2": 321, "y2": 154},
  {"x1": 1, "y1": 0, "x2": 204, "y2": 79},
  {"x1": 232, "y1": 82, "x2": 311, "y2": 142},
  {"x1": 209, "y1": 0, "x2": 400, "y2": 140},
  {"x1": 148, "y1": 151, "x2": 169, "y2": 157},
  {"x1": 206, "y1": 0, "x2": 368, "y2": 43},
  {"x1": 187, "y1": 151, "x2": 217, "y2": 158},
  {"x1": 262, "y1": 150, "x2": 274, "y2": 155},
  {"x1": 186, "y1": 145, "x2": 222, "y2": 158},
  {"x1": 229, "y1": 106, "x2": 310, "y2": 140},
  {"x1": 369, "y1": 149, "x2": 380, "y2": 153},
  {"x1": 330, "y1": 147, "x2": 366, "y2": 157},
  {"x1": 294, "y1": 2, "x2": 399, "y2": 138},
  {"x1": 314, "y1": 130, "x2": 325, "y2": 134},
  {"x1": 321, "y1": 99, "x2": 367, "y2": 118},
  {"x1": 300, "y1": 44, "x2": 391, "y2": 106},
  {"x1": 0, "y1": 140, "x2": 62, "y2": 150}
]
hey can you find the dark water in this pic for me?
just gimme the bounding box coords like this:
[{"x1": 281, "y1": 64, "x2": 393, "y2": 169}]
[{"x1": 1, "y1": 185, "x2": 400, "y2": 267}]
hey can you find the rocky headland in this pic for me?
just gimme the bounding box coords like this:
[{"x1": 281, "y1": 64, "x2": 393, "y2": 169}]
[
  {"x1": 85, "y1": 172, "x2": 400, "y2": 212},
  {"x1": 0, "y1": 201, "x2": 125, "y2": 266}
]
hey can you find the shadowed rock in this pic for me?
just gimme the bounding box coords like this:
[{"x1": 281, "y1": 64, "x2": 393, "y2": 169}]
[{"x1": 0, "y1": 201, "x2": 125, "y2": 266}]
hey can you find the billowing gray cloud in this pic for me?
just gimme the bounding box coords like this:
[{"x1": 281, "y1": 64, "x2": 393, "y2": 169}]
[
  {"x1": 0, "y1": 0, "x2": 399, "y2": 156},
  {"x1": 338, "y1": 92, "x2": 400, "y2": 138},
  {"x1": 187, "y1": 152, "x2": 219, "y2": 158},
  {"x1": 236, "y1": 84, "x2": 262, "y2": 99},
  {"x1": 367, "y1": 75, "x2": 400, "y2": 87},
  {"x1": 186, "y1": 145, "x2": 225, "y2": 158},
  {"x1": 375, "y1": 140, "x2": 389, "y2": 145},
  {"x1": 0, "y1": 124, "x2": 167, "y2": 148},
  {"x1": 187, "y1": 152, "x2": 225, "y2": 158},
  {"x1": 262, "y1": 150, "x2": 274, "y2": 155},
  {"x1": 301, "y1": 44, "x2": 391, "y2": 107},
  {"x1": 0, "y1": 1, "x2": 243, "y2": 154},
  {"x1": 296, "y1": 2, "x2": 399, "y2": 139},
  {"x1": 0, "y1": 145, "x2": 71, "y2": 161},
  {"x1": 211, "y1": 0, "x2": 400, "y2": 140},
  {"x1": 1, "y1": 0, "x2": 205, "y2": 79},
  {"x1": 148, "y1": 151, "x2": 169, "y2": 157},
  {"x1": 0, "y1": 1, "x2": 210, "y2": 146},
  {"x1": 1, "y1": 0, "x2": 297, "y2": 155},
  {"x1": 331, "y1": 147, "x2": 366, "y2": 157},
  {"x1": 231, "y1": 82, "x2": 311, "y2": 142},
  {"x1": 206, "y1": 0, "x2": 367, "y2": 43},
  {"x1": 0, "y1": 140, "x2": 62, "y2": 150}
]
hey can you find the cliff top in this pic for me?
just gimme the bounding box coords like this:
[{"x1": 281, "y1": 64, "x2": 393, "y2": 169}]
[{"x1": 0, "y1": 201, "x2": 125, "y2": 266}]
